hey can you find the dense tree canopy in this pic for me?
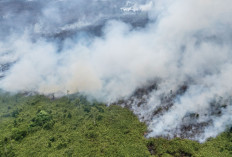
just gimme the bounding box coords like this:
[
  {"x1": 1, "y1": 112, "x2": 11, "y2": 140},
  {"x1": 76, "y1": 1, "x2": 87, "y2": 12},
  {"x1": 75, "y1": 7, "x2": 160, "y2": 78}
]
[{"x1": 0, "y1": 93, "x2": 231, "y2": 157}]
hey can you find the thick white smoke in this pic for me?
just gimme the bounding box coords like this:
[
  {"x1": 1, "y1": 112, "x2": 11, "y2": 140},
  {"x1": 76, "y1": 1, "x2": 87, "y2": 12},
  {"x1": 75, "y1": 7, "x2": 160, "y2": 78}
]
[{"x1": 0, "y1": 0, "x2": 232, "y2": 142}]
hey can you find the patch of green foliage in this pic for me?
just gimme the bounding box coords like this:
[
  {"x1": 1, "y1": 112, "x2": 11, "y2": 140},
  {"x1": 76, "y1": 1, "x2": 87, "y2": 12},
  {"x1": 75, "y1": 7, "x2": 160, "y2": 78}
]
[
  {"x1": 0, "y1": 93, "x2": 149, "y2": 156},
  {"x1": 147, "y1": 133, "x2": 232, "y2": 157},
  {"x1": 0, "y1": 93, "x2": 231, "y2": 157}
]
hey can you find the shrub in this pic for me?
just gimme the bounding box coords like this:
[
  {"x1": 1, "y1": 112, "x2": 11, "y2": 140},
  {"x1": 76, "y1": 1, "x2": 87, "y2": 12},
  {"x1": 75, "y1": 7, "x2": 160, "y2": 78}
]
[
  {"x1": 85, "y1": 130, "x2": 98, "y2": 139},
  {"x1": 11, "y1": 109, "x2": 19, "y2": 118},
  {"x1": 56, "y1": 142, "x2": 67, "y2": 150},
  {"x1": 11, "y1": 128, "x2": 27, "y2": 141},
  {"x1": 30, "y1": 110, "x2": 54, "y2": 129}
]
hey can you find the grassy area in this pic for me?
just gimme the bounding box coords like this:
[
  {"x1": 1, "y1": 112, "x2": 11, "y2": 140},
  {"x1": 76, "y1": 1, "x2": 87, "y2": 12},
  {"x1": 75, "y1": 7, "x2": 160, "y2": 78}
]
[{"x1": 0, "y1": 93, "x2": 231, "y2": 157}]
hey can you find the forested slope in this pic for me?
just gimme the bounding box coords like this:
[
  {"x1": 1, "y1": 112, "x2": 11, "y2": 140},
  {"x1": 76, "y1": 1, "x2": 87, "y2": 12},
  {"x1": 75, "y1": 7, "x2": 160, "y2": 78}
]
[{"x1": 0, "y1": 93, "x2": 231, "y2": 157}]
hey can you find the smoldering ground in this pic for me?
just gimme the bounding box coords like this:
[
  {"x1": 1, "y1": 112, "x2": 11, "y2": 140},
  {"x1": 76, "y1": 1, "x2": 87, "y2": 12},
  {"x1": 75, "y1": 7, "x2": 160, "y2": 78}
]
[{"x1": 0, "y1": 0, "x2": 232, "y2": 142}]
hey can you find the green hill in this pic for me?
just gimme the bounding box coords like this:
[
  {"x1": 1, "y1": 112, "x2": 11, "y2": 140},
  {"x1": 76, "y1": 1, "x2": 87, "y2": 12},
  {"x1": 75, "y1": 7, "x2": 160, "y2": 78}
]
[{"x1": 0, "y1": 93, "x2": 231, "y2": 157}]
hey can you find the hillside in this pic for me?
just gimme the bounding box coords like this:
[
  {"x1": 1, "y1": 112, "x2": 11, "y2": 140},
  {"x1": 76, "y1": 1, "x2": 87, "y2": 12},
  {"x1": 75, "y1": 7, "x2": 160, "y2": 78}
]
[{"x1": 0, "y1": 93, "x2": 231, "y2": 157}]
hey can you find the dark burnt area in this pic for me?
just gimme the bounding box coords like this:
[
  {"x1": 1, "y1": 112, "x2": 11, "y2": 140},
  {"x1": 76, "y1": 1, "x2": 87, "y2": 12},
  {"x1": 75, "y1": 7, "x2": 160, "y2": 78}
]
[
  {"x1": 209, "y1": 99, "x2": 227, "y2": 116},
  {"x1": 112, "y1": 83, "x2": 189, "y2": 113},
  {"x1": 147, "y1": 141, "x2": 156, "y2": 155},
  {"x1": 152, "y1": 84, "x2": 189, "y2": 118},
  {"x1": 111, "y1": 82, "x2": 158, "y2": 109},
  {"x1": 132, "y1": 83, "x2": 158, "y2": 99},
  {"x1": 112, "y1": 81, "x2": 232, "y2": 140},
  {"x1": 178, "y1": 121, "x2": 212, "y2": 139}
]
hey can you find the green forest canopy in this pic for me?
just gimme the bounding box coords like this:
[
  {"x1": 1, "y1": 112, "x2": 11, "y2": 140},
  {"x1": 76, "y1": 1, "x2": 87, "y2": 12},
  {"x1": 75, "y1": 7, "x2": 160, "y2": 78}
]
[{"x1": 0, "y1": 93, "x2": 231, "y2": 157}]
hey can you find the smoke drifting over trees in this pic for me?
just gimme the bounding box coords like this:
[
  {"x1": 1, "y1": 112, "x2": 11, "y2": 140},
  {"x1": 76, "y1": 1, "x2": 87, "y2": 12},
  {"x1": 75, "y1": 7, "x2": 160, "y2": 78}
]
[{"x1": 0, "y1": 0, "x2": 232, "y2": 142}]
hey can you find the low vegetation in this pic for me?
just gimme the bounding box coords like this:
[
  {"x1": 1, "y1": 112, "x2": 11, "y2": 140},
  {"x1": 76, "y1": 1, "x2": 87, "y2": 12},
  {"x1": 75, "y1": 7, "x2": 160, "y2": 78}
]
[{"x1": 0, "y1": 93, "x2": 231, "y2": 156}]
